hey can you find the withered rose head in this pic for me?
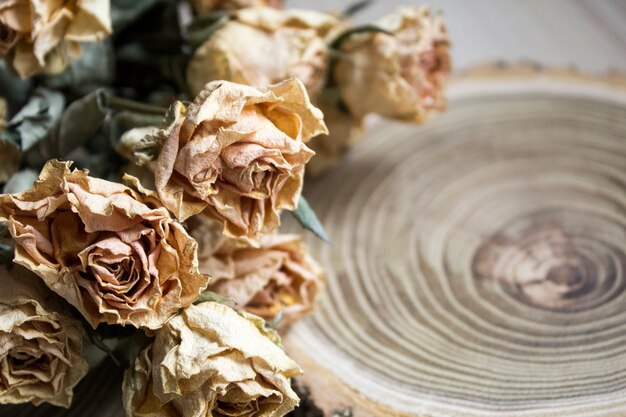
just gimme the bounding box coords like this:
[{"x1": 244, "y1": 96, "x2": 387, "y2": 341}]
[
  {"x1": 189, "y1": 216, "x2": 323, "y2": 326},
  {"x1": 334, "y1": 6, "x2": 451, "y2": 122},
  {"x1": 123, "y1": 301, "x2": 301, "y2": 417},
  {"x1": 153, "y1": 78, "x2": 327, "y2": 242},
  {"x1": 0, "y1": 264, "x2": 87, "y2": 407},
  {"x1": 190, "y1": 0, "x2": 284, "y2": 15},
  {"x1": 0, "y1": 160, "x2": 210, "y2": 329},
  {"x1": 0, "y1": 0, "x2": 112, "y2": 78},
  {"x1": 186, "y1": 7, "x2": 339, "y2": 97}
]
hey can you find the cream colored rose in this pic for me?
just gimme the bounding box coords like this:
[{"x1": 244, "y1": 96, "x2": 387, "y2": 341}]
[
  {"x1": 334, "y1": 6, "x2": 451, "y2": 122},
  {"x1": 0, "y1": 264, "x2": 88, "y2": 407},
  {"x1": 123, "y1": 301, "x2": 301, "y2": 417},
  {"x1": 0, "y1": 0, "x2": 112, "y2": 78},
  {"x1": 190, "y1": 0, "x2": 283, "y2": 15},
  {"x1": 152, "y1": 78, "x2": 327, "y2": 242},
  {"x1": 186, "y1": 7, "x2": 339, "y2": 96},
  {"x1": 0, "y1": 160, "x2": 210, "y2": 329},
  {"x1": 0, "y1": 98, "x2": 20, "y2": 183},
  {"x1": 188, "y1": 216, "x2": 323, "y2": 326}
]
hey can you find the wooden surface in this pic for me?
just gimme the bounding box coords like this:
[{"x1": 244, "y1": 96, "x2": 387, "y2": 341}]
[{"x1": 284, "y1": 68, "x2": 626, "y2": 416}]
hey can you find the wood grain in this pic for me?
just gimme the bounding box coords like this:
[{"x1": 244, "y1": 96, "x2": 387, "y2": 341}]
[{"x1": 284, "y1": 69, "x2": 626, "y2": 417}]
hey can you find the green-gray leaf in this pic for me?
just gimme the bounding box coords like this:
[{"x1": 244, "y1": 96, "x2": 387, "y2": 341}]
[
  {"x1": 291, "y1": 197, "x2": 330, "y2": 243},
  {"x1": 0, "y1": 61, "x2": 31, "y2": 116},
  {"x1": 3, "y1": 88, "x2": 65, "y2": 152},
  {"x1": 57, "y1": 90, "x2": 107, "y2": 156},
  {"x1": 3, "y1": 169, "x2": 39, "y2": 194},
  {"x1": 186, "y1": 13, "x2": 232, "y2": 48},
  {"x1": 194, "y1": 291, "x2": 232, "y2": 305},
  {"x1": 43, "y1": 42, "x2": 114, "y2": 94}
]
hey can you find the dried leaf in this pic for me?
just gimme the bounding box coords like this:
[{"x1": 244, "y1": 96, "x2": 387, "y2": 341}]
[
  {"x1": 43, "y1": 41, "x2": 115, "y2": 93},
  {"x1": 2, "y1": 169, "x2": 38, "y2": 194},
  {"x1": 291, "y1": 196, "x2": 330, "y2": 243},
  {"x1": 2, "y1": 88, "x2": 65, "y2": 152},
  {"x1": 57, "y1": 90, "x2": 107, "y2": 156}
]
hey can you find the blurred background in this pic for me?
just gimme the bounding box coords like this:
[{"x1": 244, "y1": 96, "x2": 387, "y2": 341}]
[{"x1": 289, "y1": 0, "x2": 626, "y2": 73}]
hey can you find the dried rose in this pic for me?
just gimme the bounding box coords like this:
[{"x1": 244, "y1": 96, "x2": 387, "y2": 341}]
[
  {"x1": 123, "y1": 301, "x2": 301, "y2": 417},
  {"x1": 186, "y1": 7, "x2": 339, "y2": 96},
  {"x1": 0, "y1": 264, "x2": 88, "y2": 407},
  {"x1": 189, "y1": 216, "x2": 323, "y2": 325},
  {"x1": 152, "y1": 78, "x2": 327, "y2": 242},
  {"x1": 190, "y1": 0, "x2": 283, "y2": 15},
  {"x1": 0, "y1": 98, "x2": 20, "y2": 183},
  {"x1": 333, "y1": 6, "x2": 451, "y2": 122},
  {"x1": 0, "y1": 0, "x2": 112, "y2": 78},
  {"x1": 0, "y1": 160, "x2": 210, "y2": 329}
]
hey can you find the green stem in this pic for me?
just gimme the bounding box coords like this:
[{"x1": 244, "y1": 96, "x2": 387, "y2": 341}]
[
  {"x1": 97, "y1": 91, "x2": 167, "y2": 115},
  {"x1": 330, "y1": 25, "x2": 394, "y2": 50}
]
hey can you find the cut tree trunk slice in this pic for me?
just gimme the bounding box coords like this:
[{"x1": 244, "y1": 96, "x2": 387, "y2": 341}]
[{"x1": 283, "y1": 66, "x2": 626, "y2": 417}]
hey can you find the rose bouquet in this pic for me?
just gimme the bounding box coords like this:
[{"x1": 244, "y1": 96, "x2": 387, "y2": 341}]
[{"x1": 0, "y1": 0, "x2": 450, "y2": 415}]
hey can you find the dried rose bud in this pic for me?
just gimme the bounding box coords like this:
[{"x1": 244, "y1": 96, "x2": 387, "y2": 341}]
[
  {"x1": 123, "y1": 301, "x2": 301, "y2": 417},
  {"x1": 334, "y1": 6, "x2": 451, "y2": 122},
  {"x1": 152, "y1": 78, "x2": 327, "y2": 242},
  {"x1": 0, "y1": 264, "x2": 88, "y2": 407},
  {"x1": 189, "y1": 216, "x2": 323, "y2": 326},
  {"x1": 0, "y1": 160, "x2": 210, "y2": 329},
  {"x1": 186, "y1": 7, "x2": 339, "y2": 96},
  {"x1": 190, "y1": 0, "x2": 283, "y2": 15},
  {"x1": 0, "y1": 0, "x2": 112, "y2": 78}
]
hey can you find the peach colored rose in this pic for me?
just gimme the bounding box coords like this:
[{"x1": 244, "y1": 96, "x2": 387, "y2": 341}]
[
  {"x1": 151, "y1": 78, "x2": 327, "y2": 242},
  {"x1": 190, "y1": 0, "x2": 283, "y2": 15},
  {"x1": 186, "y1": 7, "x2": 339, "y2": 97},
  {"x1": 0, "y1": 264, "x2": 88, "y2": 407},
  {"x1": 188, "y1": 216, "x2": 323, "y2": 326},
  {"x1": 0, "y1": 160, "x2": 210, "y2": 329},
  {"x1": 123, "y1": 301, "x2": 301, "y2": 417},
  {"x1": 333, "y1": 6, "x2": 451, "y2": 122},
  {"x1": 0, "y1": 0, "x2": 112, "y2": 78}
]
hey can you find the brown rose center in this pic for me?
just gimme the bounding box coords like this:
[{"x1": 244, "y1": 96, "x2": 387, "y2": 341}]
[
  {"x1": 78, "y1": 231, "x2": 158, "y2": 306},
  {"x1": 0, "y1": 24, "x2": 20, "y2": 55},
  {"x1": 0, "y1": 334, "x2": 57, "y2": 390},
  {"x1": 214, "y1": 383, "x2": 280, "y2": 417}
]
